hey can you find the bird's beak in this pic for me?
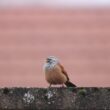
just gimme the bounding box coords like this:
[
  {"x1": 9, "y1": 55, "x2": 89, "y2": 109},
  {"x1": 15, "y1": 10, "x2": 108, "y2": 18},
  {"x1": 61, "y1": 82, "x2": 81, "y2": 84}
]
[{"x1": 46, "y1": 59, "x2": 51, "y2": 63}]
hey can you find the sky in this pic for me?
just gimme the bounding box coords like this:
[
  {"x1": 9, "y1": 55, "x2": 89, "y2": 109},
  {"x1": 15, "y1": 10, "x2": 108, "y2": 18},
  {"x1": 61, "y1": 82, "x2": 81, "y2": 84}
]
[{"x1": 0, "y1": 0, "x2": 110, "y2": 8}]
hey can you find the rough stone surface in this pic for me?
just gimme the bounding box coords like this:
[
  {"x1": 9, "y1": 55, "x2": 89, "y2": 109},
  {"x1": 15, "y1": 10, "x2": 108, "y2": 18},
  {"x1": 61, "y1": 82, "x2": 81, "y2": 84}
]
[{"x1": 0, "y1": 87, "x2": 110, "y2": 110}]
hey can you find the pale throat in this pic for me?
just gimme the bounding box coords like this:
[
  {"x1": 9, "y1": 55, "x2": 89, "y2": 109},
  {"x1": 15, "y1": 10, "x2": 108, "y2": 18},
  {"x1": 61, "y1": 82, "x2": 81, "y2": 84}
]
[{"x1": 45, "y1": 61, "x2": 58, "y2": 70}]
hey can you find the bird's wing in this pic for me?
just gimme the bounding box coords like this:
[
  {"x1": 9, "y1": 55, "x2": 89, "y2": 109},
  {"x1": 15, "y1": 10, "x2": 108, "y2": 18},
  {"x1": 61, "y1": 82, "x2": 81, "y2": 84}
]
[{"x1": 58, "y1": 63, "x2": 69, "y2": 81}]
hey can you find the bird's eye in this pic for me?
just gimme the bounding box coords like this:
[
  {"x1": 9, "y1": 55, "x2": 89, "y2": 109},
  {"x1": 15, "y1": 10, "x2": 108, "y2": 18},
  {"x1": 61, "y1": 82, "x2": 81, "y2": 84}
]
[{"x1": 47, "y1": 59, "x2": 51, "y2": 62}]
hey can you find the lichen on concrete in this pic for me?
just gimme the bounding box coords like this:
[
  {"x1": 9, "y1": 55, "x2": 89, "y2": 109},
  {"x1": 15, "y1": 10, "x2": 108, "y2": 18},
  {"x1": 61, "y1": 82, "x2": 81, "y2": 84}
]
[
  {"x1": 0, "y1": 87, "x2": 109, "y2": 110},
  {"x1": 23, "y1": 91, "x2": 35, "y2": 104},
  {"x1": 46, "y1": 90, "x2": 53, "y2": 99}
]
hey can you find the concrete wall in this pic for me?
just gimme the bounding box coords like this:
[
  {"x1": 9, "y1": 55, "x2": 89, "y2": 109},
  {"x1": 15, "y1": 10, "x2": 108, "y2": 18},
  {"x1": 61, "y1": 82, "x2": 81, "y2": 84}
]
[{"x1": 0, "y1": 87, "x2": 110, "y2": 110}]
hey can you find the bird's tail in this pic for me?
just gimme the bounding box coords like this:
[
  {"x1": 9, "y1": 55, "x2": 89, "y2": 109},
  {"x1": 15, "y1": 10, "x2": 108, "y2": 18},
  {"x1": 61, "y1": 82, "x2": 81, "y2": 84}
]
[{"x1": 65, "y1": 81, "x2": 76, "y2": 87}]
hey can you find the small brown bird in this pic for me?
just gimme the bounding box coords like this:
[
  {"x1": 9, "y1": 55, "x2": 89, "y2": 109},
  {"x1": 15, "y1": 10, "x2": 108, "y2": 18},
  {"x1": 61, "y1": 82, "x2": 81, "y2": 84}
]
[{"x1": 43, "y1": 56, "x2": 76, "y2": 87}]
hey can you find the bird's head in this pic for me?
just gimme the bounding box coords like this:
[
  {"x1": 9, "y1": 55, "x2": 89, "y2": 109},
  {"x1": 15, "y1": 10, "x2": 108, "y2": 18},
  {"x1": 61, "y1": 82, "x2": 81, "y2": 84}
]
[
  {"x1": 43, "y1": 56, "x2": 59, "y2": 70},
  {"x1": 46, "y1": 56, "x2": 59, "y2": 64}
]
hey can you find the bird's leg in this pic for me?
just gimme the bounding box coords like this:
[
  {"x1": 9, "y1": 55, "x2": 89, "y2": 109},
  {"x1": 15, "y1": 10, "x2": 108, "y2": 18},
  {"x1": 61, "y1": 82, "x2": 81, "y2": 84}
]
[
  {"x1": 49, "y1": 84, "x2": 52, "y2": 88},
  {"x1": 61, "y1": 84, "x2": 65, "y2": 88}
]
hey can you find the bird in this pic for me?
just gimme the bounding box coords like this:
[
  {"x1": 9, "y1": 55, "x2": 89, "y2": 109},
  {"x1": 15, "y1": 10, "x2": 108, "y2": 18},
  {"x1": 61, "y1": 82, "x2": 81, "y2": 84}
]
[{"x1": 43, "y1": 56, "x2": 76, "y2": 88}]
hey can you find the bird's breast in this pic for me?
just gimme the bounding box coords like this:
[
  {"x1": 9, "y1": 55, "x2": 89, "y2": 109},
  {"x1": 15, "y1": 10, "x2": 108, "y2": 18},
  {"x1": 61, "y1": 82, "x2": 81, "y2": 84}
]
[{"x1": 44, "y1": 64, "x2": 67, "y2": 84}]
